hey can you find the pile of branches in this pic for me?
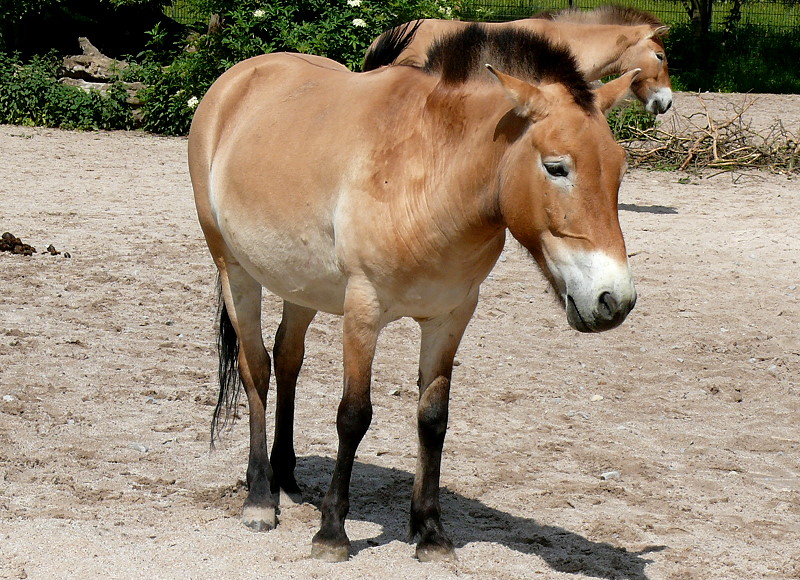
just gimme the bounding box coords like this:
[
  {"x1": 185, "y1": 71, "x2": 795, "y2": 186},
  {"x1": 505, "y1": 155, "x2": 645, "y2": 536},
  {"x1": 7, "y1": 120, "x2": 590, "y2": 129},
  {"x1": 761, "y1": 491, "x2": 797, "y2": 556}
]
[{"x1": 620, "y1": 96, "x2": 800, "y2": 174}]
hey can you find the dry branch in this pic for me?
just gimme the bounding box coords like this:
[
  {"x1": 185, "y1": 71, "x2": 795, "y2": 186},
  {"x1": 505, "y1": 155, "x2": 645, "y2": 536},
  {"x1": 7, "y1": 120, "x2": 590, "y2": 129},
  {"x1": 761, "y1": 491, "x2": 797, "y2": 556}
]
[{"x1": 620, "y1": 95, "x2": 800, "y2": 174}]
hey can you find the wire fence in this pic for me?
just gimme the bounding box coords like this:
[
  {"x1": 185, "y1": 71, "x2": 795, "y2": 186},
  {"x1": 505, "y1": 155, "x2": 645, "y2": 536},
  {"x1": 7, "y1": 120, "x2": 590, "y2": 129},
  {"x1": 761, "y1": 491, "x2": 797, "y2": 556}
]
[
  {"x1": 166, "y1": 1, "x2": 800, "y2": 31},
  {"x1": 460, "y1": 0, "x2": 800, "y2": 32},
  {"x1": 165, "y1": 2, "x2": 207, "y2": 26}
]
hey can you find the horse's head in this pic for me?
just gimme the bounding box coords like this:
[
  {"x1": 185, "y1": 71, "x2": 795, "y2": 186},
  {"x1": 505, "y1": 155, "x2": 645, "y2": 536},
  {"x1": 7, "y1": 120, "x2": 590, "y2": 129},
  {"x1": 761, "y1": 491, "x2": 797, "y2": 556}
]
[
  {"x1": 488, "y1": 66, "x2": 637, "y2": 333},
  {"x1": 626, "y1": 25, "x2": 672, "y2": 114}
]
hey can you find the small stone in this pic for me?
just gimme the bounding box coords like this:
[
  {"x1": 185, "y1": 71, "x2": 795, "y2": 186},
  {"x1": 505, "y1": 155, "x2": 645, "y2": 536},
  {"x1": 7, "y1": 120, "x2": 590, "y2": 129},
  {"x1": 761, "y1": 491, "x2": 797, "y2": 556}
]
[
  {"x1": 128, "y1": 443, "x2": 149, "y2": 453},
  {"x1": 600, "y1": 470, "x2": 621, "y2": 481},
  {"x1": 590, "y1": 394, "x2": 604, "y2": 402},
  {"x1": 2, "y1": 394, "x2": 15, "y2": 402}
]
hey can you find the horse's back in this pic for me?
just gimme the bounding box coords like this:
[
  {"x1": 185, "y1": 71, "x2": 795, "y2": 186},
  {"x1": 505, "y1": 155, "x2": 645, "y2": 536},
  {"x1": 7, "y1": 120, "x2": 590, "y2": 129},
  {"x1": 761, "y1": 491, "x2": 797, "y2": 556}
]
[
  {"x1": 368, "y1": 19, "x2": 554, "y2": 69},
  {"x1": 189, "y1": 52, "x2": 348, "y2": 160}
]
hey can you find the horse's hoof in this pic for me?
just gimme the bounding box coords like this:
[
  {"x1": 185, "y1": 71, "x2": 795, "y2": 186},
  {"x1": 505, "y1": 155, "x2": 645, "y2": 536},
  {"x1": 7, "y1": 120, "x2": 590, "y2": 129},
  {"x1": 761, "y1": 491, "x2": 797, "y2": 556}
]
[
  {"x1": 278, "y1": 487, "x2": 303, "y2": 506},
  {"x1": 242, "y1": 504, "x2": 276, "y2": 532},
  {"x1": 310, "y1": 541, "x2": 350, "y2": 562},
  {"x1": 415, "y1": 542, "x2": 456, "y2": 563}
]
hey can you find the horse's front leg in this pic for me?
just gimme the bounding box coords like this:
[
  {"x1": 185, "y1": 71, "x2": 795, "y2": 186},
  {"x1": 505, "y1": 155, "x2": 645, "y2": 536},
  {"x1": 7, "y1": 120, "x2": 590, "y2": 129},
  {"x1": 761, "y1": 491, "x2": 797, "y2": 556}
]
[
  {"x1": 411, "y1": 291, "x2": 479, "y2": 562},
  {"x1": 311, "y1": 280, "x2": 382, "y2": 562},
  {"x1": 217, "y1": 265, "x2": 276, "y2": 531}
]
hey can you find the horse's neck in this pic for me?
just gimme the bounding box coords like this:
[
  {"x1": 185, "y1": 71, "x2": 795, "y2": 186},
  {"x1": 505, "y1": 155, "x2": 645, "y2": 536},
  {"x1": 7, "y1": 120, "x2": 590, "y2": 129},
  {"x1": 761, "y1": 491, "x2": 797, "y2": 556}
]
[
  {"x1": 514, "y1": 21, "x2": 647, "y2": 80},
  {"x1": 405, "y1": 84, "x2": 508, "y2": 239}
]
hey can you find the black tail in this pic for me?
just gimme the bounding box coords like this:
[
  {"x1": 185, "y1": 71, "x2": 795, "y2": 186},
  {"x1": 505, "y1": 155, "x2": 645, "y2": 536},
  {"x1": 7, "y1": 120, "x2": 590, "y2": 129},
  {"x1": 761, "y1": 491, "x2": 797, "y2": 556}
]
[
  {"x1": 210, "y1": 275, "x2": 242, "y2": 447},
  {"x1": 362, "y1": 19, "x2": 424, "y2": 71}
]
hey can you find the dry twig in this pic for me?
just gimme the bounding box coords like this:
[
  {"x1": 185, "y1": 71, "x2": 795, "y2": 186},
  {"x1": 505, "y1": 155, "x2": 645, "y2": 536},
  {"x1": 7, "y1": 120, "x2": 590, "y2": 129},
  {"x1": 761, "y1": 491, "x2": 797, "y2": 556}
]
[{"x1": 619, "y1": 94, "x2": 799, "y2": 174}]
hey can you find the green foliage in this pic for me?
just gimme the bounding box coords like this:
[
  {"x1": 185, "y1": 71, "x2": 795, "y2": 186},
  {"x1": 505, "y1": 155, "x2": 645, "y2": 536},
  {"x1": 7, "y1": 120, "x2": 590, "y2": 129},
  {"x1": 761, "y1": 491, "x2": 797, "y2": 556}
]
[
  {"x1": 0, "y1": 51, "x2": 134, "y2": 130},
  {"x1": 665, "y1": 23, "x2": 800, "y2": 93},
  {"x1": 134, "y1": 0, "x2": 462, "y2": 135},
  {"x1": 607, "y1": 100, "x2": 657, "y2": 142}
]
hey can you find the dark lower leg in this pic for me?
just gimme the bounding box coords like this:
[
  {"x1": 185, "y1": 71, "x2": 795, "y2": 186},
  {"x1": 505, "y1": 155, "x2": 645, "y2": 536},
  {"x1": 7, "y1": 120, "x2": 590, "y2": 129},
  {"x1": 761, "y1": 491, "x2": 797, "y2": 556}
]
[
  {"x1": 411, "y1": 376, "x2": 454, "y2": 561},
  {"x1": 311, "y1": 392, "x2": 372, "y2": 561},
  {"x1": 270, "y1": 304, "x2": 316, "y2": 498},
  {"x1": 239, "y1": 353, "x2": 276, "y2": 530}
]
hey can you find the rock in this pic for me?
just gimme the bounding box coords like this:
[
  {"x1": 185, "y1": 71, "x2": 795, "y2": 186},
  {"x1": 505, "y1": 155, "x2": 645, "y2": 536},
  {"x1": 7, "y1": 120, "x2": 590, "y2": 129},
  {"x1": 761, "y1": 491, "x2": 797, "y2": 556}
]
[
  {"x1": 61, "y1": 37, "x2": 128, "y2": 81},
  {"x1": 600, "y1": 470, "x2": 621, "y2": 481},
  {"x1": 59, "y1": 37, "x2": 144, "y2": 126},
  {"x1": 128, "y1": 443, "x2": 149, "y2": 453}
]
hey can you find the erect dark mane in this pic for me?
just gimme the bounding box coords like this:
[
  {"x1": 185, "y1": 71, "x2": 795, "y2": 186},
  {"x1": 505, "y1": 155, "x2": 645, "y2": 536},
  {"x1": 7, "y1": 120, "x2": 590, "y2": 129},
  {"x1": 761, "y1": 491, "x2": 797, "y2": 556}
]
[
  {"x1": 532, "y1": 4, "x2": 664, "y2": 28},
  {"x1": 362, "y1": 20, "x2": 423, "y2": 72},
  {"x1": 423, "y1": 24, "x2": 594, "y2": 112}
]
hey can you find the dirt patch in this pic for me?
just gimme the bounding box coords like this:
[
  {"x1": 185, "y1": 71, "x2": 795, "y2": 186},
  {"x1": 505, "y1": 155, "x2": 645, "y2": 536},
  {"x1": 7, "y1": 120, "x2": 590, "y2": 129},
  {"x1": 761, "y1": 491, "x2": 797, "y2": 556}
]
[{"x1": 0, "y1": 92, "x2": 798, "y2": 579}]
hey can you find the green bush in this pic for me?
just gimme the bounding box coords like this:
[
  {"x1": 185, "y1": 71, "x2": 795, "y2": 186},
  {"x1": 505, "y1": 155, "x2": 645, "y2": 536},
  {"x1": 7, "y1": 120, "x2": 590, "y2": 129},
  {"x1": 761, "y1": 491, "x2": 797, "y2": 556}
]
[
  {"x1": 665, "y1": 23, "x2": 800, "y2": 93},
  {"x1": 134, "y1": 0, "x2": 462, "y2": 135},
  {"x1": 0, "y1": 52, "x2": 134, "y2": 130}
]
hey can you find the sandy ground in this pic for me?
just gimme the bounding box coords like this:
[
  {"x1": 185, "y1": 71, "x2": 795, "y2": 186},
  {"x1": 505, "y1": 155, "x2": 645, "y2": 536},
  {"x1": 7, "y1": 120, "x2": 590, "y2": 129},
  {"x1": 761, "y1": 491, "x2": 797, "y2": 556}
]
[{"x1": 0, "y1": 93, "x2": 798, "y2": 580}]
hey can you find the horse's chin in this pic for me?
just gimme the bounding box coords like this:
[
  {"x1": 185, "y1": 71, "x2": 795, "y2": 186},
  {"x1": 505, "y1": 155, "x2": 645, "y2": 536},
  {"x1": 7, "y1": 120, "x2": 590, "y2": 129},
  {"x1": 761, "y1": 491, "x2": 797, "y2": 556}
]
[{"x1": 566, "y1": 295, "x2": 593, "y2": 333}]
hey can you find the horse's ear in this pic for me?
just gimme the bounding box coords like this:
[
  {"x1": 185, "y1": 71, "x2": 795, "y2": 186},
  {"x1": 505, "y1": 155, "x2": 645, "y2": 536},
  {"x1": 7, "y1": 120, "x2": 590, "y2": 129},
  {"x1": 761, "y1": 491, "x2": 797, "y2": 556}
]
[
  {"x1": 650, "y1": 25, "x2": 670, "y2": 38},
  {"x1": 595, "y1": 68, "x2": 640, "y2": 114},
  {"x1": 486, "y1": 64, "x2": 549, "y2": 120}
]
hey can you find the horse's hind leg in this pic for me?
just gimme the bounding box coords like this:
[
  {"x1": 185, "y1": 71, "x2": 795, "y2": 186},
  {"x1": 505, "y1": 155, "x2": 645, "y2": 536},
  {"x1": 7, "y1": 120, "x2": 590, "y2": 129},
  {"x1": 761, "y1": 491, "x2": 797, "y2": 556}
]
[
  {"x1": 217, "y1": 264, "x2": 276, "y2": 531},
  {"x1": 411, "y1": 292, "x2": 479, "y2": 562},
  {"x1": 270, "y1": 301, "x2": 316, "y2": 504}
]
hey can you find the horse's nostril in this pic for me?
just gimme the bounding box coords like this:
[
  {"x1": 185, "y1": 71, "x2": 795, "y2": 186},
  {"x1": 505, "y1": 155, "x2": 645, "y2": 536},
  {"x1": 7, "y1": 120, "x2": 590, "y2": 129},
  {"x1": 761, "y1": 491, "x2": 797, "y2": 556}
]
[{"x1": 598, "y1": 291, "x2": 618, "y2": 320}]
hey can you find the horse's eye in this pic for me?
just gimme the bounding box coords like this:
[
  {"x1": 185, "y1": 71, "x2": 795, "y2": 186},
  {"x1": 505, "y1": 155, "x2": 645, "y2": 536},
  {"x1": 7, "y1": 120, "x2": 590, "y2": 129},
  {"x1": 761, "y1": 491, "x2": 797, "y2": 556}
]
[
  {"x1": 544, "y1": 162, "x2": 569, "y2": 178},
  {"x1": 655, "y1": 52, "x2": 665, "y2": 62}
]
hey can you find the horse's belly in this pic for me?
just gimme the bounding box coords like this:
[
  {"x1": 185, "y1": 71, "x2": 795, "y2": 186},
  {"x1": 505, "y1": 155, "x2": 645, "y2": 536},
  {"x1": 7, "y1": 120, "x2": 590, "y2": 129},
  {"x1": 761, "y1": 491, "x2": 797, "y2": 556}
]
[
  {"x1": 240, "y1": 241, "x2": 347, "y2": 314},
  {"x1": 217, "y1": 211, "x2": 347, "y2": 314}
]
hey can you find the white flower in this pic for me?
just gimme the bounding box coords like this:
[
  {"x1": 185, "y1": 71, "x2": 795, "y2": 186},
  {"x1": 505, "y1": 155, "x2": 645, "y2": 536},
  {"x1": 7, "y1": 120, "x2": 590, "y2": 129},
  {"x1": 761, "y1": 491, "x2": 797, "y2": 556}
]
[
  {"x1": 187, "y1": 96, "x2": 199, "y2": 109},
  {"x1": 347, "y1": 0, "x2": 362, "y2": 6},
  {"x1": 352, "y1": 17, "x2": 367, "y2": 27},
  {"x1": 253, "y1": 9, "x2": 265, "y2": 18}
]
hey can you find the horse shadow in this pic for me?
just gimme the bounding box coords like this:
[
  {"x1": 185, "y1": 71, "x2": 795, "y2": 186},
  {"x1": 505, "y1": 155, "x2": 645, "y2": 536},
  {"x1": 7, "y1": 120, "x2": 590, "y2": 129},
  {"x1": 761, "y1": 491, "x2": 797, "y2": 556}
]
[
  {"x1": 293, "y1": 455, "x2": 665, "y2": 579},
  {"x1": 619, "y1": 203, "x2": 678, "y2": 214}
]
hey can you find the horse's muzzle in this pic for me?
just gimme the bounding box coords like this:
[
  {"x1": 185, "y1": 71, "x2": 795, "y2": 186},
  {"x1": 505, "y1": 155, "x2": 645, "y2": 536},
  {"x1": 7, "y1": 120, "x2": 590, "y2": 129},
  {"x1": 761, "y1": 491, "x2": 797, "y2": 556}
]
[
  {"x1": 567, "y1": 290, "x2": 636, "y2": 333},
  {"x1": 646, "y1": 88, "x2": 673, "y2": 115}
]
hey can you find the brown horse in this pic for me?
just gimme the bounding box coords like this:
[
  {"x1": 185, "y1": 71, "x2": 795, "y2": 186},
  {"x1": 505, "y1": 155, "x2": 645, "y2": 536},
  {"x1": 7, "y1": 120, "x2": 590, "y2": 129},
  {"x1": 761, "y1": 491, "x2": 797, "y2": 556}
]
[
  {"x1": 364, "y1": 5, "x2": 672, "y2": 114},
  {"x1": 188, "y1": 24, "x2": 637, "y2": 562}
]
